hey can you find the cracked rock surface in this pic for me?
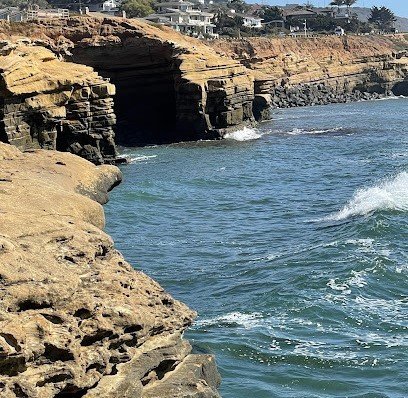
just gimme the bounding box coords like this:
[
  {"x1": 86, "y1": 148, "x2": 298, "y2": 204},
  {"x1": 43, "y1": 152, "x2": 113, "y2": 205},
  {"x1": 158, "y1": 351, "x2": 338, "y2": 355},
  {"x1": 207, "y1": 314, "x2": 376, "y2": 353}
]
[
  {"x1": 0, "y1": 143, "x2": 221, "y2": 397},
  {"x1": 0, "y1": 42, "x2": 117, "y2": 164}
]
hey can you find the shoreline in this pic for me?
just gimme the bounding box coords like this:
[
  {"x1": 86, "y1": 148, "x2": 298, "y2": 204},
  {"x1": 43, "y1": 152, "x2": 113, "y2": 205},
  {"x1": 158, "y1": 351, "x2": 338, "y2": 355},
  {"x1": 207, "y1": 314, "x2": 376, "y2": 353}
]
[{"x1": 0, "y1": 143, "x2": 221, "y2": 397}]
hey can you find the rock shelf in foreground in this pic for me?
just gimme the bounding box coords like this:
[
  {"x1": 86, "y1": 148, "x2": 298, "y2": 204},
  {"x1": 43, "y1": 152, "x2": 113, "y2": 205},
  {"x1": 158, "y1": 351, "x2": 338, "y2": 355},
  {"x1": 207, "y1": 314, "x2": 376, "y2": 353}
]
[{"x1": 0, "y1": 143, "x2": 220, "y2": 397}]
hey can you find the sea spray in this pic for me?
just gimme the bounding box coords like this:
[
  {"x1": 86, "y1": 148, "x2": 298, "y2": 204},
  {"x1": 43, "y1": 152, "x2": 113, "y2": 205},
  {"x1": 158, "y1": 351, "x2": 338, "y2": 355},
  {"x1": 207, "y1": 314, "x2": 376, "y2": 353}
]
[
  {"x1": 122, "y1": 154, "x2": 157, "y2": 163},
  {"x1": 224, "y1": 127, "x2": 262, "y2": 141},
  {"x1": 284, "y1": 127, "x2": 344, "y2": 136},
  {"x1": 326, "y1": 171, "x2": 408, "y2": 221},
  {"x1": 106, "y1": 99, "x2": 408, "y2": 398}
]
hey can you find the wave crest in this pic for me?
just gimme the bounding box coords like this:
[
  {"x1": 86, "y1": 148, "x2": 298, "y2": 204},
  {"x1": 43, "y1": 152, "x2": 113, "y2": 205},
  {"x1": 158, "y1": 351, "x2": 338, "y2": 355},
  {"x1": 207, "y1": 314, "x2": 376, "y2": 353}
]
[
  {"x1": 122, "y1": 154, "x2": 157, "y2": 163},
  {"x1": 224, "y1": 127, "x2": 262, "y2": 141},
  {"x1": 326, "y1": 172, "x2": 408, "y2": 221},
  {"x1": 285, "y1": 127, "x2": 343, "y2": 136}
]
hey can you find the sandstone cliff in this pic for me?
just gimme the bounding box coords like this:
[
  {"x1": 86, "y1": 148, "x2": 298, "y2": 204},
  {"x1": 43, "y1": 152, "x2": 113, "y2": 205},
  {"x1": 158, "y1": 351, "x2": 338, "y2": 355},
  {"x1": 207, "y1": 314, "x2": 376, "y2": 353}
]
[
  {"x1": 0, "y1": 143, "x2": 220, "y2": 397},
  {"x1": 0, "y1": 17, "x2": 257, "y2": 146},
  {"x1": 0, "y1": 41, "x2": 117, "y2": 164},
  {"x1": 208, "y1": 35, "x2": 408, "y2": 108}
]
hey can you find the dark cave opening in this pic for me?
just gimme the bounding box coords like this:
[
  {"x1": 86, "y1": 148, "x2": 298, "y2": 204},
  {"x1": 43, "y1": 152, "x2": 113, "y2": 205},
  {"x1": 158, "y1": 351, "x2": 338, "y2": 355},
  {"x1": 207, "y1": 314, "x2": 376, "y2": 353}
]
[
  {"x1": 71, "y1": 45, "x2": 180, "y2": 147},
  {"x1": 109, "y1": 67, "x2": 178, "y2": 146},
  {"x1": 392, "y1": 81, "x2": 408, "y2": 96}
]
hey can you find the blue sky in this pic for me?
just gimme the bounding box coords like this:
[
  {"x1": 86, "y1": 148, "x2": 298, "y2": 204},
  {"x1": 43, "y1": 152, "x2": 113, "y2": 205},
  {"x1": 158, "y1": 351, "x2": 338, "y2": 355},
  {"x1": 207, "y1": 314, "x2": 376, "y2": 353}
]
[{"x1": 247, "y1": 1, "x2": 408, "y2": 18}]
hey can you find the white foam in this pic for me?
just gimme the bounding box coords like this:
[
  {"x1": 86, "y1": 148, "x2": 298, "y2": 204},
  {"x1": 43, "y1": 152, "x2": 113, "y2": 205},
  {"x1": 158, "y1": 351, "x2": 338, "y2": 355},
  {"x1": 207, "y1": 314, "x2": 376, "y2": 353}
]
[
  {"x1": 376, "y1": 95, "x2": 407, "y2": 101},
  {"x1": 224, "y1": 127, "x2": 262, "y2": 141},
  {"x1": 123, "y1": 154, "x2": 157, "y2": 163},
  {"x1": 325, "y1": 171, "x2": 408, "y2": 221},
  {"x1": 348, "y1": 270, "x2": 368, "y2": 288},
  {"x1": 327, "y1": 279, "x2": 351, "y2": 293},
  {"x1": 284, "y1": 127, "x2": 343, "y2": 136},
  {"x1": 195, "y1": 311, "x2": 263, "y2": 329}
]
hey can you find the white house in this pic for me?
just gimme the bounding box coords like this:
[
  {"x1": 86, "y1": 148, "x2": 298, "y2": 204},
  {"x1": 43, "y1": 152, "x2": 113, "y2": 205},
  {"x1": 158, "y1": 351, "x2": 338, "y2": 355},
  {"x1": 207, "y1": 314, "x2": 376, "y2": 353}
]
[
  {"x1": 334, "y1": 26, "x2": 345, "y2": 36},
  {"x1": 145, "y1": 0, "x2": 218, "y2": 38},
  {"x1": 87, "y1": 0, "x2": 121, "y2": 15},
  {"x1": 241, "y1": 14, "x2": 263, "y2": 28},
  {"x1": 228, "y1": 10, "x2": 263, "y2": 29}
]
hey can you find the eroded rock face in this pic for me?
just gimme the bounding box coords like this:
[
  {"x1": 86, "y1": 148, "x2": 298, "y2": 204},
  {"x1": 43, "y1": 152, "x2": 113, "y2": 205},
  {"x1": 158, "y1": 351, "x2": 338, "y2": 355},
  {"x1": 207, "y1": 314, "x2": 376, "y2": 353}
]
[
  {"x1": 0, "y1": 143, "x2": 220, "y2": 397},
  {"x1": 0, "y1": 17, "x2": 257, "y2": 145},
  {"x1": 209, "y1": 35, "x2": 408, "y2": 108},
  {"x1": 0, "y1": 42, "x2": 117, "y2": 164}
]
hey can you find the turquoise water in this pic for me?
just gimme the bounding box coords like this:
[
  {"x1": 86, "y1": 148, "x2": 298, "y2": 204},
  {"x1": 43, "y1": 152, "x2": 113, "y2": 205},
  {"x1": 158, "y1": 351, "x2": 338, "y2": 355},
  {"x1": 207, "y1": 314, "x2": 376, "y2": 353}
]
[{"x1": 105, "y1": 99, "x2": 408, "y2": 398}]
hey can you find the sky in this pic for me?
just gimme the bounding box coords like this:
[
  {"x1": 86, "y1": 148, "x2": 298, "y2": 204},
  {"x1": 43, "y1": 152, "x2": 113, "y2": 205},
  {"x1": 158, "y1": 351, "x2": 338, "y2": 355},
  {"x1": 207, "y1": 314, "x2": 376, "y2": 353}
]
[{"x1": 247, "y1": 1, "x2": 408, "y2": 18}]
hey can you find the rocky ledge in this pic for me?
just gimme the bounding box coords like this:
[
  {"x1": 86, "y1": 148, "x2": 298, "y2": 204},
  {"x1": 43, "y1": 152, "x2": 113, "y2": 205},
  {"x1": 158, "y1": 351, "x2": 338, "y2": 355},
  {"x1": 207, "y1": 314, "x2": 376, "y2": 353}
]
[
  {"x1": 0, "y1": 16, "x2": 261, "y2": 146},
  {"x1": 209, "y1": 35, "x2": 408, "y2": 110},
  {"x1": 0, "y1": 143, "x2": 220, "y2": 397},
  {"x1": 0, "y1": 41, "x2": 117, "y2": 164}
]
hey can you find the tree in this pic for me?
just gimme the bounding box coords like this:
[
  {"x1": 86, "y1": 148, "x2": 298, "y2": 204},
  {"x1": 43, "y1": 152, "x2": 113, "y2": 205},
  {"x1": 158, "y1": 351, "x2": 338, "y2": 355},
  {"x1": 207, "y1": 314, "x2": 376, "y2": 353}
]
[
  {"x1": 368, "y1": 6, "x2": 396, "y2": 32},
  {"x1": 215, "y1": 10, "x2": 243, "y2": 37},
  {"x1": 300, "y1": 14, "x2": 336, "y2": 32},
  {"x1": 258, "y1": 6, "x2": 282, "y2": 23},
  {"x1": 227, "y1": 0, "x2": 248, "y2": 14},
  {"x1": 0, "y1": 0, "x2": 50, "y2": 9},
  {"x1": 120, "y1": 0, "x2": 154, "y2": 18},
  {"x1": 344, "y1": 0, "x2": 357, "y2": 12},
  {"x1": 330, "y1": 0, "x2": 344, "y2": 13}
]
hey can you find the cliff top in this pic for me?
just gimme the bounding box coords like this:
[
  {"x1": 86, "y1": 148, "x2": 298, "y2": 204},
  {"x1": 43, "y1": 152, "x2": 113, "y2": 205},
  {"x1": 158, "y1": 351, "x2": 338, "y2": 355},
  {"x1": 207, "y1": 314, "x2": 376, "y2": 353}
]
[
  {"x1": 207, "y1": 34, "x2": 408, "y2": 82},
  {"x1": 0, "y1": 43, "x2": 105, "y2": 96},
  {"x1": 0, "y1": 16, "x2": 252, "y2": 84}
]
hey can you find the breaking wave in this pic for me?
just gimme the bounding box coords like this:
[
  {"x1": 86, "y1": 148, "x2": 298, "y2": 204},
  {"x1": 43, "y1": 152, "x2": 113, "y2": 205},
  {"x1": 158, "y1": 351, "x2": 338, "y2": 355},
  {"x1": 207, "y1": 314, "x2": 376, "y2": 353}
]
[
  {"x1": 122, "y1": 154, "x2": 157, "y2": 163},
  {"x1": 224, "y1": 127, "x2": 263, "y2": 141},
  {"x1": 376, "y1": 95, "x2": 407, "y2": 101},
  {"x1": 325, "y1": 172, "x2": 408, "y2": 221},
  {"x1": 284, "y1": 127, "x2": 344, "y2": 136},
  {"x1": 195, "y1": 311, "x2": 263, "y2": 329}
]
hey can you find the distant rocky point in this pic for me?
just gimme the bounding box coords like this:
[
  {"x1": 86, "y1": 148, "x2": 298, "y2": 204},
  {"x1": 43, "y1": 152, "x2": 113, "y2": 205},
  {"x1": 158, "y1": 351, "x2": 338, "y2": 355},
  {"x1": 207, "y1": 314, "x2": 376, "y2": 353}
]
[{"x1": 1, "y1": 16, "x2": 408, "y2": 165}]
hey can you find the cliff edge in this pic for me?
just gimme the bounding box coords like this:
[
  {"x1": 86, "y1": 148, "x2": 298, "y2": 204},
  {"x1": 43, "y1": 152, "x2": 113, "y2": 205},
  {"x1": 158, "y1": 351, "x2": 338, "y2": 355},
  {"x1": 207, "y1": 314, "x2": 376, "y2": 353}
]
[
  {"x1": 0, "y1": 143, "x2": 220, "y2": 397},
  {"x1": 0, "y1": 41, "x2": 117, "y2": 164},
  {"x1": 209, "y1": 35, "x2": 408, "y2": 109},
  {"x1": 0, "y1": 16, "x2": 258, "y2": 146}
]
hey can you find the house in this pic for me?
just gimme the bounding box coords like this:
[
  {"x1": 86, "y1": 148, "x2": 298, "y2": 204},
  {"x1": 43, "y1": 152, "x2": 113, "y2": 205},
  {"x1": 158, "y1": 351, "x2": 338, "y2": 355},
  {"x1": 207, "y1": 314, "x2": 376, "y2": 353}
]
[
  {"x1": 145, "y1": 0, "x2": 218, "y2": 38},
  {"x1": 334, "y1": 26, "x2": 345, "y2": 36},
  {"x1": 227, "y1": 10, "x2": 263, "y2": 29},
  {"x1": 87, "y1": 0, "x2": 121, "y2": 16},
  {"x1": 334, "y1": 12, "x2": 352, "y2": 23},
  {"x1": 282, "y1": 8, "x2": 318, "y2": 21},
  {"x1": 313, "y1": 7, "x2": 335, "y2": 18},
  {"x1": 240, "y1": 14, "x2": 263, "y2": 28},
  {"x1": 283, "y1": 6, "x2": 337, "y2": 21},
  {"x1": 0, "y1": 7, "x2": 24, "y2": 22}
]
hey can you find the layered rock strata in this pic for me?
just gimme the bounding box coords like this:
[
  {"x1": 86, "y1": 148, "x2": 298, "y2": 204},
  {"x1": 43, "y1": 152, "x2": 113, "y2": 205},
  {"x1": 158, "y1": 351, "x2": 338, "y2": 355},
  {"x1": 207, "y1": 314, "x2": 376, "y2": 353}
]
[
  {"x1": 0, "y1": 41, "x2": 117, "y2": 164},
  {"x1": 267, "y1": 83, "x2": 385, "y2": 109},
  {"x1": 209, "y1": 35, "x2": 408, "y2": 109},
  {"x1": 0, "y1": 143, "x2": 220, "y2": 397},
  {"x1": 1, "y1": 17, "x2": 258, "y2": 145}
]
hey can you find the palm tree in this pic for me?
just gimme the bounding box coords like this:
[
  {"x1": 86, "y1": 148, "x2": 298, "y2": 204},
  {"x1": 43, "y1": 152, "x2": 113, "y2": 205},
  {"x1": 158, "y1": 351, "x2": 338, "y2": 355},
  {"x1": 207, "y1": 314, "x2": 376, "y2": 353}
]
[
  {"x1": 344, "y1": 0, "x2": 357, "y2": 12},
  {"x1": 330, "y1": 0, "x2": 344, "y2": 14}
]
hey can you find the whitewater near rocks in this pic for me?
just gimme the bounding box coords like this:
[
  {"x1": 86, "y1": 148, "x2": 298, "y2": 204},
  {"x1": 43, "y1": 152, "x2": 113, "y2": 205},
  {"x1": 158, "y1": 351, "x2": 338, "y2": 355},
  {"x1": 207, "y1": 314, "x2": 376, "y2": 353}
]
[{"x1": 105, "y1": 98, "x2": 408, "y2": 398}]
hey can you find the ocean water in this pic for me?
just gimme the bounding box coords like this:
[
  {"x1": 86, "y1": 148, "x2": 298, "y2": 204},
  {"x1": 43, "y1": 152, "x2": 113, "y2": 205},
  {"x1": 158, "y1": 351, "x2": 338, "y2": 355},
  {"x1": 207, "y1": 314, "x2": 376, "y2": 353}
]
[{"x1": 105, "y1": 98, "x2": 408, "y2": 398}]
